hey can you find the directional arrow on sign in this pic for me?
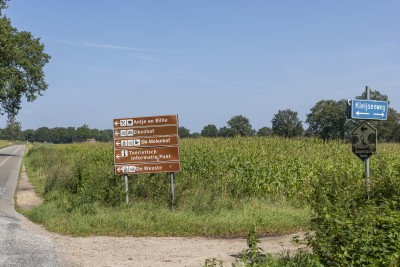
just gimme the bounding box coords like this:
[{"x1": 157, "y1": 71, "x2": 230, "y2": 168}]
[
  {"x1": 361, "y1": 126, "x2": 368, "y2": 132},
  {"x1": 114, "y1": 121, "x2": 120, "y2": 127},
  {"x1": 115, "y1": 141, "x2": 121, "y2": 146},
  {"x1": 116, "y1": 154, "x2": 121, "y2": 159},
  {"x1": 351, "y1": 99, "x2": 388, "y2": 120}
]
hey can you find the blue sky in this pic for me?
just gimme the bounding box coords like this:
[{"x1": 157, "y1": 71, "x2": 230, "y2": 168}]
[{"x1": 3, "y1": 1, "x2": 400, "y2": 132}]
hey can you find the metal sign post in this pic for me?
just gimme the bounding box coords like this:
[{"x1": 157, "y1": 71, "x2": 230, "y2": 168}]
[
  {"x1": 170, "y1": 172, "x2": 175, "y2": 210},
  {"x1": 124, "y1": 174, "x2": 129, "y2": 204},
  {"x1": 350, "y1": 86, "x2": 388, "y2": 199},
  {"x1": 365, "y1": 86, "x2": 370, "y2": 197}
]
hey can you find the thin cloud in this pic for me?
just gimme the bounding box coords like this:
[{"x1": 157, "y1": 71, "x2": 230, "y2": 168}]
[
  {"x1": 45, "y1": 38, "x2": 182, "y2": 54},
  {"x1": 83, "y1": 42, "x2": 182, "y2": 54}
]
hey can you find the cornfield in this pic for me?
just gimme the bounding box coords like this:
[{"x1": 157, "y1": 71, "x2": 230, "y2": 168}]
[{"x1": 24, "y1": 137, "x2": 400, "y2": 208}]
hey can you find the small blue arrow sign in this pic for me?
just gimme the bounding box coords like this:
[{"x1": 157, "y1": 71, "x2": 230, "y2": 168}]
[{"x1": 351, "y1": 99, "x2": 388, "y2": 120}]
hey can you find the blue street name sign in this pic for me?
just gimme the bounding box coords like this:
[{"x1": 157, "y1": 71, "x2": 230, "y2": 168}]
[{"x1": 350, "y1": 99, "x2": 388, "y2": 120}]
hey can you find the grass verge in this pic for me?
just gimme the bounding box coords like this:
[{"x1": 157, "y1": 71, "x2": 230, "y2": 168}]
[{"x1": 23, "y1": 196, "x2": 309, "y2": 237}]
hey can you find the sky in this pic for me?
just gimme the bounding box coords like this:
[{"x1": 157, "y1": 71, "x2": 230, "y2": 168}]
[{"x1": 3, "y1": 1, "x2": 400, "y2": 132}]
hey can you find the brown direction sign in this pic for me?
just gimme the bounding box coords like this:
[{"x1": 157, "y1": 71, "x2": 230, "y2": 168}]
[
  {"x1": 114, "y1": 125, "x2": 178, "y2": 138},
  {"x1": 115, "y1": 162, "x2": 181, "y2": 175},
  {"x1": 114, "y1": 135, "x2": 179, "y2": 148},
  {"x1": 113, "y1": 114, "x2": 180, "y2": 175},
  {"x1": 113, "y1": 115, "x2": 178, "y2": 128},
  {"x1": 114, "y1": 146, "x2": 180, "y2": 164}
]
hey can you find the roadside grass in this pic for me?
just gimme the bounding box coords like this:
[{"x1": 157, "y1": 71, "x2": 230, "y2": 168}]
[
  {"x1": 23, "y1": 195, "x2": 309, "y2": 237},
  {"x1": 0, "y1": 140, "x2": 12, "y2": 148},
  {"x1": 20, "y1": 140, "x2": 400, "y2": 266},
  {"x1": 22, "y1": 139, "x2": 321, "y2": 237}
]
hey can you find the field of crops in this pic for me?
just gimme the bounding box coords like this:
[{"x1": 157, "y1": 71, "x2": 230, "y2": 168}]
[
  {"x1": 24, "y1": 137, "x2": 400, "y2": 205},
  {"x1": 23, "y1": 137, "x2": 400, "y2": 236}
]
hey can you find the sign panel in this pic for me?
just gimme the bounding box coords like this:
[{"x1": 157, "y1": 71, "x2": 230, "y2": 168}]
[
  {"x1": 114, "y1": 125, "x2": 178, "y2": 138},
  {"x1": 352, "y1": 122, "x2": 377, "y2": 161},
  {"x1": 113, "y1": 115, "x2": 178, "y2": 128},
  {"x1": 114, "y1": 146, "x2": 180, "y2": 164},
  {"x1": 350, "y1": 99, "x2": 388, "y2": 120},
  {"x1": 114, "y1": 136, "x2": 179, "y2": 148},
  {"x1": 113, "y1": 114, "x2": 180, "y2": 175},
  {"x1": 115, "y1": 162, "x2": 181, "y2": 175}
]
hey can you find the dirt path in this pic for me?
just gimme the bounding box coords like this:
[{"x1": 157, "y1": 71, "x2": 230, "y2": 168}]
[{"x1": 16, "y1": 165, "x2": 306, "y2": 267}]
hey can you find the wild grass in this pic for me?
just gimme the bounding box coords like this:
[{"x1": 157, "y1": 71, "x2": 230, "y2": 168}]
[
  {"x1": 22, "y1": 137, "x2": 400, "y2": 237},
  {"x1": 26, "y1": 197, "x2": 309, "y2": 237}
]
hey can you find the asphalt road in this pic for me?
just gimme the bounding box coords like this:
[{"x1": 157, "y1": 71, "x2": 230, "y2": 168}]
[{"x1": 0, "y1": 145, "x2": 58, "y2": 267}]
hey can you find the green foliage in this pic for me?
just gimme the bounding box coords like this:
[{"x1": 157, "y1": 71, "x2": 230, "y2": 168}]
[
  {"x1": 204, "y1": 226, "x2": 322, "y2": 267},
  {"x1": 25, "y1": 137, "x2": 370, "y2": 209},
  {"x1": 201, "y1": 124, "x2": 219, "y2": 137},
  {"x1": 23, "y1": 137, "x2": 400, "y2": 255},
  {"x1": 203, "y1": 258, "x2": 224, "y2": 267},
  {"x1": 0, "y1": 0, "x2": 8, "y2": 15},
  {"x1": 257, "y1": 127, "x2": 272, "y2": 137},
  {"x1": 227, "y1": 115, "x2": 253, "y2": 137},
  {"x1": 237, "y1": 226, "x2": 266, "y2": 266},
  {"x1": 306, "y1": 99, "x2": 351, "y2": 140},
  {"x1": 357, "y1": 89, "x2": 400, "y2": 142},
  {"x1": 308, "y1": 151, "x2": 400, "y2": 266},
  {"x1": 179, "y1": 126, "x2": 191, "y2": 138},
  {"x1": 20, "y1": 126, "x2": 113, "y2": 143},
  {"x1": 272, "y1": 109, "x2": 304, "y2": 138},
  {"x1": 25, "y1": 143, "x2": 122, "y2": 206},
  {"x1": 218, "y1": 126, "x2": 236, "y2": 137},
  {"x1": 4, "y1": 116, "x2": 21, "y2": 140},
  {"x1": 0, "y1": 1, "x2": 50, "y2": 118}
]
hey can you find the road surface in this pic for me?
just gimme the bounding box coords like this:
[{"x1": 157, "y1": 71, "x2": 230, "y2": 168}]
[{"x1": 0, "y1": 144, "x2": 58, "y2": 267}]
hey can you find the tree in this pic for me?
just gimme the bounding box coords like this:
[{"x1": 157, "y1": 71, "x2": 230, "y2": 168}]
[
  {"x1": 271, "y1": 109, "x2": 304, "y2": 138},
  {"x1": 201, "y1": 124, "x2": 218, "y2": 137},
  {"x1": 178, "y1": 126, "x2": 190, "y2": 138},
  {"x1": 306, "y1": 99, "x2": 351, "y2": 140},
  {"x1": 100, "y1": 129, "x2": 113, "y2": 142},
  {"x1": 36, "y1": 127, "x2": 51, "y2": 142},
  {"x1": 21, "y1": 129, "x2": 36, "y2": 142},
  {"x1": 0, "y1": 0, "x2": 50, "y2": 118},
  {"x1": 357, "y1": 89, "x2": 389, "y2": 102},
  {"x1": 227, "y1": 115, "x2": 253, "y2": 136},
  {"x1": 66, "y1": 127, "x2": 77, "y2": 143},
  {"x1": 4, "y1": 116, "x2": 21, "y2": 140},
  {"x1": 218, "y1": 126, "x2": 236, "y2": 137},
  {"x1": 257, "y1": 127, "x2": 272, "y2": 137},
  {"x1": 51, "y1": 127, "x2": 70, "y2": 144},
  {"x1": 76, "y1": 124, "x2": 91, "y2": 142}
]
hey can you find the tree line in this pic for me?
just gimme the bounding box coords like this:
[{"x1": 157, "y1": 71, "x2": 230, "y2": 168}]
[
  {"x1": 181, "y1": 89, "x2": 400, "y2": 142},
  {"x1": 3, "y1": 88, "x2": 398, "y2": 143},
  {"x1": 1, "y1": 122, "x2": 113, "y2": 143}
]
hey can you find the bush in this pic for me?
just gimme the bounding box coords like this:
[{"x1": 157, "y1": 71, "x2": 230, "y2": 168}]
[{"x1": 308, "y1": 161, "x2": 400, "y2": 266}]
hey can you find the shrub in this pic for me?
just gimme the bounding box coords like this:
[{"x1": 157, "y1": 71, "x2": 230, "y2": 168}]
[{"x1": 308, "y1": 162, "x2": 400, "y2": 266}]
